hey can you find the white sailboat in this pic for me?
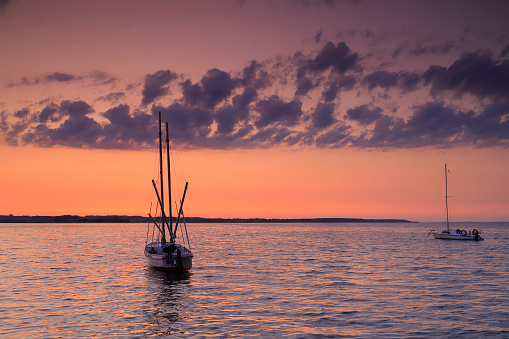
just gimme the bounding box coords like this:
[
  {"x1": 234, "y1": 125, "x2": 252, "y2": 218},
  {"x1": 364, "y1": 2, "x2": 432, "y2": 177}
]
[
  {"x1": 430, "y1": 164, "x2": 484, "y2": 241},
  {"x1": 144, "y1": 111, "x2": 193, "y2": 271}
]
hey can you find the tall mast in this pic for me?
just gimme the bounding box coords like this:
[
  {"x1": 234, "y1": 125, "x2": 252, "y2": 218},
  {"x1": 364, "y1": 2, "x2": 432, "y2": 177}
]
[
  {"x1": 172, "y1": 182, "x2": 188, "y2": 243},
  {"x1": 445, "y1": 163, "x2": 449, "y2": 231},
  {"x1": 158, "y1": 111, "x2": 166, "y2": 243},
  {"x1": 165, "y1": 122, "x2": 173, "y2": 241}
]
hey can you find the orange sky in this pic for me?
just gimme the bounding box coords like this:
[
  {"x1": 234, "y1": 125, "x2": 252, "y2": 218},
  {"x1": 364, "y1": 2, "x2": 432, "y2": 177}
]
[
  {"x1": 1, "y1": 0, "x2": 509, "y2": 221},
  {"x1": 2, "y1": 144, "x2": 508, "y2": 221}
]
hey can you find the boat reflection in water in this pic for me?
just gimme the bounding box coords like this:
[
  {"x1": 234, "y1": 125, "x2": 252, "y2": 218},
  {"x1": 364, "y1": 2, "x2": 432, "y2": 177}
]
[{"x1": 143, "y1": 268, "x2": 192, "y2": 336}]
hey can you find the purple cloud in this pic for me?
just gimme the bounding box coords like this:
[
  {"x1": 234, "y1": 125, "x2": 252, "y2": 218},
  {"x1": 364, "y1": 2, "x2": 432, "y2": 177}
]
[
  {"x1": 141, "y1": 70, "x2": 178, "y2": 106},
  {"x1": 346, "y1": 105, "x2": 383, "y2": 125},
  {"x1": 363, "y1": 71, "x2": 421, "y2": 92},
  {"x1": 153, "y1": 103, "x2": 214, "y2": 144},
  {"x1": 321, "y1": 75, "x2": 356, "y2": 102},
  {"x1": 100, "y1": 105, "x2": 155, "y2": 149},
  {"x1": 200, "y1": 68, "x2": 238, "y2": 108},
  {"x1": 96, "y1": 92, "x2": 126, "y2": 103},
  {"x1": 59, "y1": 100, "x2": 94, "y2": 118},
  {"x1": 312, "y1": 102, "x2": 337, "y2": 129},
  {"x1": 0, "y1": 0, "x2": 12, "y2": 12},
  {"x1": 254, "y1": 95, "x2": 303, "y2": 128},
  {"x1": 309, "y1": 41, "x2": 361, "y2": 74},
  {"x1": 423, "y1": 52, "x2": 509, "y2": 100},
  {"x1": 3, "y1": 39, "x2": 509, "y2": 151},
  {"x1": 39, "y1": 103, "x2": 60, "y2": 123},
  {"x1": 45, "y1": 72, "x2": 76, "y2": 82}
]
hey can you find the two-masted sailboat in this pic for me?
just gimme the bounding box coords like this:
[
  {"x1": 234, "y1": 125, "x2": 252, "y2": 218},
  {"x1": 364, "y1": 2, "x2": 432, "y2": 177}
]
[
  {"x1": 430, "y1": 164, "x2": 484, "y2": 241},
  {"x1": 144, "y1": 112, "x2": 193, "y2": 271}
]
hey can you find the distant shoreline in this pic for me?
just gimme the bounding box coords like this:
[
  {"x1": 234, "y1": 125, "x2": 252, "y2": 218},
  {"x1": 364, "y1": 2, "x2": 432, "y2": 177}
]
[{"x1": 0, "y1": 215, "x2": 415, "y2": 223}]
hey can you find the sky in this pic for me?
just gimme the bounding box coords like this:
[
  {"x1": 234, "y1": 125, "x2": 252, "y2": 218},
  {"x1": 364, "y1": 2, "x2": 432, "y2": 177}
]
[{"x1": 1, "y1": 0, "x2": 508, "y2": 222}]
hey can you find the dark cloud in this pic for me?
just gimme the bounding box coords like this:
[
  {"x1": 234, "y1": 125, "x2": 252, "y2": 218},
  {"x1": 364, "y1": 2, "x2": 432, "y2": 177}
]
[
  {"x1": 3, "y1": 100, "x2": 101, "y2": 148},
  {"x1": 363, "y1": 71, "x2": 421, "y2": 92},
  {"x1": 501, "y1": 45, "x2": 509, "y2": 58},
  {"x1": 45, "y1": 72, "x2": 77, "y2": 82},
  {"x1": 141, "y1": 70, "x2": 178, "y2": 106},
  {"x1": 294, "y1": 69, "x2": 315, "y2": 97},
  {"x1": 3, "y1": 40, "x2": 509, "y2": 151},
  {"x1": 363, "y1": 71, "x2": 399, "y2": 90},
  {"x1": 321, "y1": 75, "x2": 356, "y2": 102},
  {"x1": 215, "y1": 106, "x2": 242, "y2": 134},
  {"x1": 232, "y1": 87, "x2": 257, "y2": 110},
  {"x1": 404, "y1": 102, "x2": 465, "y2": 141},
  {"x1": 103, "y1": 104, "x2": 135, "y2": 128},
  {"x1": 240, "y1": 60, "x2": 259, "y2": 86},
  {"x1": 352, "y1": 101, "x2": 509, "y2": 148},
  {"x1": 311, "y1": 102, "x2": 336, "y2": 128},
  {"x1": 346, "y1": 105, "x2": 383, "y2": 125},
  {"x1": 88, "y1": 71, "x2": 117, "y2": 85},
  {"x1": 373, "y1": 104, "x2": 461, "y2": 148},
  {"x1": 321, "y1": 81, "x2": 340, "y2": 102},
  {"x1": 5, "y1": 101, "x2": 158, "y2": 149},
  {"x1": 14, "y1": 108, "x2": 30, "y2": 119},
  {"x1": 200, "y1": 68, "x2": 237, "y2": 108},
  {"x1": 309, "y1": 41, "x2": 361, "y2": 74},
  {"x1": 407, "y1": 40, "x2": 457, "y2": 56},
  {"x1": 59, "y1": 100, "x2": 94, "y2": 118},
  {"x1": 423, "y1": 52, "x2": 509, "y2": 100},
  {"x1": 3, "y1": 98, "x2": 509, "y2": 150},
  {"x1": 153, "y1": 103, "x2": 214, "y2": 144},
  {"x1": 296, "y1": 0, "x2": 338, "y2": 8},
  {"x1": 39, "y1": 103, "x2": 60, "y2": 123},
  {"x1": 293, "y1": 41, "x2": 360, "y2": 99},
  {"x1": 0, "y1": 0, "x2": 12, "y2": 13},
  {"x1": 392, "y1": 47, "x2": 403, "y2": 59},
  {"x1": 5, "y1": 121, "x2": 30, "y2": 146},
  {"x1": 181, "y1": 79, "x2": 203, "y2": 107},
  {"x1": 96, "y1": 92, "x2": 126, "y2": 103},
  {"x1": 463, "y1": 102, "x2": 509, "y2": 145},
  {"x1": 48, "y1": 115, "x2": 103, "y2": 147},
  {"x1": 398, "y1": 72, "x2": 421, "y2": 92},
  {"x1": 249, "y1": 127, "x2": 293, "y2": 147},
  {"x1": 254, "y1": 95, "x2": 303, "y2": 128},
  {"x1": 313, "y1": 30, "x2": 323, "y2": 43},
  {"x1": 357, "y1": 114, "x2": 406, "y2": 147},
  {"x1": 0, "y1": 111, "x2": 8, "y2": 133},
  {"x1": 6, "y1": 71, "x2": 116, "y2": 87},
  {"x1": 315, "y1": 125, "x2": 351, "y2": 148},
  {"x1": 239, "y1": 60, "x2": 270, "y2": 89},
  {"x1": 180, "y1": 68, "x2": 238, "y2": 109},
  {"x1": 100, "y1": 105, "x2": 155, "y2": 149}
]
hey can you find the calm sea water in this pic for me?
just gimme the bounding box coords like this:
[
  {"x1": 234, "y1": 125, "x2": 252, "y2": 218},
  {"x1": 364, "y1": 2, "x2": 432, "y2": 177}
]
[{"x1": 0, "y1": 222, "x2": 508, "y2": 338}]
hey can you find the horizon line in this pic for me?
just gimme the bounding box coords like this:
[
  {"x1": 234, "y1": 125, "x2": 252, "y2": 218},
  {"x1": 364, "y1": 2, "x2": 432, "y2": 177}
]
[
  {"x1": 1, "y1": 214, "x2": 416, "y2": 223},
  {"x1": 2, "y1": 214, "x2": 506, "y2": 223}
]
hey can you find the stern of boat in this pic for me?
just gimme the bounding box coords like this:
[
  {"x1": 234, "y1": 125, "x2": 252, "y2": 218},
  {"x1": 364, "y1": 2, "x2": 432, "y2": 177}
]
[{"x1": 144, "y1": 242, "x2": 193, "y2": 271}]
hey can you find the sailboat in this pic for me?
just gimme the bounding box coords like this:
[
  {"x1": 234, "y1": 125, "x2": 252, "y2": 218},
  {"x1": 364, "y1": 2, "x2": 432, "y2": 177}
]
[
  {"x1": 430, "y1": 164, "x2": 484, "y2": 241},
  {"x1": 144, "y1": 111, "x2": 193, "y2": 271}
]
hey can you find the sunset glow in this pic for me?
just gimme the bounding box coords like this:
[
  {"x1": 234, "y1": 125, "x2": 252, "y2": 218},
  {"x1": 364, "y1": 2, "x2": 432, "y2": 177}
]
[{"x1": 1, "y1": 0, "x2": 508, "y2": 221}]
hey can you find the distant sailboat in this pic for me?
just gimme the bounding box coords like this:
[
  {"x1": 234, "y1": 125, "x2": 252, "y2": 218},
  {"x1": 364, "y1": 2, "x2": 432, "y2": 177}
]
[
  {"x1": 144, "y1": 111, "x2": 193, "y2": 271},
  {"x1": 429, "y1": 164, "x2": 484, "y2": 241}
]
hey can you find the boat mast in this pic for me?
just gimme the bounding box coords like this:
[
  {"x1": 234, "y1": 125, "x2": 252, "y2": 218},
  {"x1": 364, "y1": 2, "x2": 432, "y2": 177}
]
[
  {"x1": 445, "y1": 163, "x2": 449, "y2": 231},
  {"x1": 165, "y1": 122, "x2": 173, "y2": 241},
  {"x1": 172, "y1": 182, "x2": 188, "y2": 243},
  {"x1": 158, "y1": 111, "x2": 166, "y2": 244}
]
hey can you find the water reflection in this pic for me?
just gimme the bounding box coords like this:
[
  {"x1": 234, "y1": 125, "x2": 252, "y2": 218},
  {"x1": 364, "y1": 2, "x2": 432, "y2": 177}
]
[{"x1": 143, "y1": 267, "x2": 191, "y2": 336}]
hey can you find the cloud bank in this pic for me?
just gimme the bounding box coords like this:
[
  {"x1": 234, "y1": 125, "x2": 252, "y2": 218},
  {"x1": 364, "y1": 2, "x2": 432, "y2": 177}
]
[{"x1": 2, "y1": 40, "x2": 509, "y2": 150}]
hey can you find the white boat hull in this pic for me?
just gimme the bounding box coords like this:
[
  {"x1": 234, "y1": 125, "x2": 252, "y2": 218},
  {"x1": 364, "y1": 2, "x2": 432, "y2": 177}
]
[
  {"x1": 144, "y1": 242, "x2": 193, "y2": 271},
  {"x1": 430, "y1": 230, "x2": 483, "y2": 241}
]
